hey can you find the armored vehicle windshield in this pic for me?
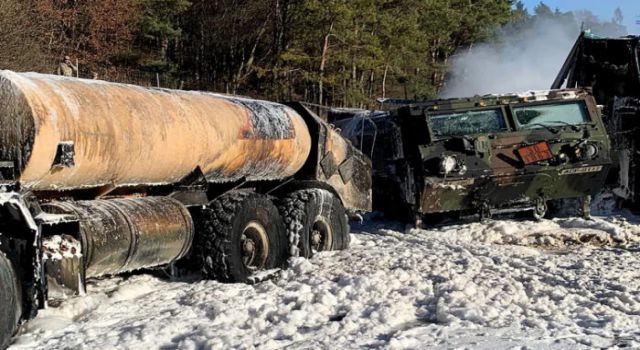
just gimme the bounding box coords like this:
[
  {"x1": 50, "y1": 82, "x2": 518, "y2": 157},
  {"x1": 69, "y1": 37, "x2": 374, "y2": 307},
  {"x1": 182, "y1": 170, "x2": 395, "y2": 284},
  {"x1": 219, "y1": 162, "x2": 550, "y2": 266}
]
[
  {"x1": 429, "y1": 108, "x2": 507, "y2": 138},
  {"x1": 514, "y1": 101, "x2": 590, "y2": 129}
]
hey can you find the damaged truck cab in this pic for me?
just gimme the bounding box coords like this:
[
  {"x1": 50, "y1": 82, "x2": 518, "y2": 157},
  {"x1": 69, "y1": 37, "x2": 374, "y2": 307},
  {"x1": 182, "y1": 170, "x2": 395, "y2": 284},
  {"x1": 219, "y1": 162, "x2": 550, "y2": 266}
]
[
  {"x1": 553, "y1": 34, "x2": 640, "y2": 207},
  {"x1": 337, "y1": 89, "x2": 611, "y2": 222}
]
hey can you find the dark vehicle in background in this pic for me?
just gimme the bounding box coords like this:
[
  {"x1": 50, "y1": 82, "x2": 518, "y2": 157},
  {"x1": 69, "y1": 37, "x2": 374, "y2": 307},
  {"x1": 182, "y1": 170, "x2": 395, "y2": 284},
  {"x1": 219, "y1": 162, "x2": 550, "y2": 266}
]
[
  {"x1": 553, "y1": 33, "x2": 640, "y2": 207},
  {"x1": 334, "y1": 89, "x2": 611, "y2": 224}
]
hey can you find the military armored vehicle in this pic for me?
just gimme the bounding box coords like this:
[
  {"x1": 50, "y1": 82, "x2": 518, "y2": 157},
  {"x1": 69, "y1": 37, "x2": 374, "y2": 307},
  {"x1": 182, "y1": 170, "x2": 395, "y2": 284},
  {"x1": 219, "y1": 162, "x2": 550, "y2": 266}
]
[
  {"x1": 335, "y1": 89, "x2": 611, "y2": 223},
  {"x1": 0, "y1": 71, "x2": 371, "y2": 348},
  {"x1": 553, "y1": 33, "x2": 640, "y2": 207}
]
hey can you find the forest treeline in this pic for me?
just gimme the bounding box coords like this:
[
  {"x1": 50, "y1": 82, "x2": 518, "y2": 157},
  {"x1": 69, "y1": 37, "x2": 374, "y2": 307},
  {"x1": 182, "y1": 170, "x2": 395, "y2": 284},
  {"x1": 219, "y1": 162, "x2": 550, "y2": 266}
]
[{"x1": 0, "y1": 0, "x2": 627, "y2": 107}]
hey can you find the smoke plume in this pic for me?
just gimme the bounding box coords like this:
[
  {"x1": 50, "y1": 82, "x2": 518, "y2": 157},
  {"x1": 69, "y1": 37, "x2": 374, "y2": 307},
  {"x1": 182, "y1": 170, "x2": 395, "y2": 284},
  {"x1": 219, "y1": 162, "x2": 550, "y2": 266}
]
[{"x1": 440, "y1": 18, "x2": 581, "y2": 98}]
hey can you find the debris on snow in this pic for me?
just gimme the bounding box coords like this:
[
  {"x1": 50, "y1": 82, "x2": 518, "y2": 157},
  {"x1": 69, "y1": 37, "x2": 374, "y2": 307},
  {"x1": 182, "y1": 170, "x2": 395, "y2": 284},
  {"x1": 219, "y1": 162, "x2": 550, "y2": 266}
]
[{"x1": 42, "y1": 235, "x2": 82, "y2": 261}]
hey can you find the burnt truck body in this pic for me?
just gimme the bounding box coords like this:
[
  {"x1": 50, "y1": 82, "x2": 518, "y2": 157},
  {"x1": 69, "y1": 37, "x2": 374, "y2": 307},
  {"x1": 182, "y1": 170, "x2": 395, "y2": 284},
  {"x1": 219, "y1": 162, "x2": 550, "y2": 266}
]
[
  {"x1": 335, "y1": 89, "x2": 611, "y2": 222},
  {"x1": 552, "y1": 33, "x2": 640, "y2": 206},
  {"x1": 0, "y1": 71, "x2": 371, "y2": 348}
]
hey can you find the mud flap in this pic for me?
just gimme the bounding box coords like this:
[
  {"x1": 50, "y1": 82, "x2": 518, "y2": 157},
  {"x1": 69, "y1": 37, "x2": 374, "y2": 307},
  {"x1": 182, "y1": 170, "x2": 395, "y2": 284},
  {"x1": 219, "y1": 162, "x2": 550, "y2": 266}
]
[{"x1": 44, "y1": 255, "x2": 85, "y2": 298}]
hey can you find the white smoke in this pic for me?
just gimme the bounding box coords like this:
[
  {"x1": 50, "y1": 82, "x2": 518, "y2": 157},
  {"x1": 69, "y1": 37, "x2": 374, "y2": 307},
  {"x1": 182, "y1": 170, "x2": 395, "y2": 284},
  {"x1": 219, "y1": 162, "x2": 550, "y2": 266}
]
[{"x1": 440, "y1": 18, "x2": 581, "y2": 98}]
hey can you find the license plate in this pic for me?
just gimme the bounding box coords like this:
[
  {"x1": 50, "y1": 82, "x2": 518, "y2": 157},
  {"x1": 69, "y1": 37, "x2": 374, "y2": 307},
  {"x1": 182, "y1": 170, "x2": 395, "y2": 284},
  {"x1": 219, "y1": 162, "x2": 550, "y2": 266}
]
[
  {"x1": 560, "y1": 166, "x2": 603, "y2": 175},
  {"x1": 517, "y1": 142, "x2": 553, "y2": 165}
]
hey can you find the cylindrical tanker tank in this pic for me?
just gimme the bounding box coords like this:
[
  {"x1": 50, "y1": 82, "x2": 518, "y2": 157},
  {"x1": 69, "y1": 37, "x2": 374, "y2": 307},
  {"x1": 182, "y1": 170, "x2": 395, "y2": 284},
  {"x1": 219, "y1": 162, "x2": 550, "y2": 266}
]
[
  {"x1": 42, "y1": 197, "x2": 194, "y2": 277},
  {"x1": 0, "y1": 71, "x2": 312, "y2": 191}
]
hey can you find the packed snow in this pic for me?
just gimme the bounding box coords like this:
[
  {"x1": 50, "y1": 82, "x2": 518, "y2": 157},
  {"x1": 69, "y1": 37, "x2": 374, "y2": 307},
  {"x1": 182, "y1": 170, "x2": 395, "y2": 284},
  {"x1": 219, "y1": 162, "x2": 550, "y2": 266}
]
[
  {"x1": 9, "y1": 213, "x2": 640, "y2": 349},
  {"x1": 42, "y1": 235, "x2": 82, "y2": 261}
]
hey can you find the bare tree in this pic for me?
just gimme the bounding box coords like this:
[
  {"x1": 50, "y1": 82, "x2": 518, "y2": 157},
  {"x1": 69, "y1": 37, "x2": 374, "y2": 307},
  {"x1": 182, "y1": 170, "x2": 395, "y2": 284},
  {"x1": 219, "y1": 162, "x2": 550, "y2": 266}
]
[{"x1": 0, "y1": 0, "x2": 49, "y2": 71}]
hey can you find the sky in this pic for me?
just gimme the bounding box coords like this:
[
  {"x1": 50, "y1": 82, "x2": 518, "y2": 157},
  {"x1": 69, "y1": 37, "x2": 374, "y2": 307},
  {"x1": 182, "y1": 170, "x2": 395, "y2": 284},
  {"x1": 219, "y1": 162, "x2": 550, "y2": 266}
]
[{"x1": 521, "y1": 0, "x2": 640, "y2": 35}]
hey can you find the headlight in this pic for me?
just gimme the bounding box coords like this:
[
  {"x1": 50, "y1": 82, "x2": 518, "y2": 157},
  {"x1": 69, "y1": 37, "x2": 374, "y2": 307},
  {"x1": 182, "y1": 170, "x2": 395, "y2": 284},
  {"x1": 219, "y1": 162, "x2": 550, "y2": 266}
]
[
  {"x1": 558, "y1": 152, "x2": 568, "y2": 163},
  {"x1": 440, "y1": 155, "x2": 457, "y2": 175},
  {"x1": 582, "y1": 143, "x2": 598, "y2": 159}
]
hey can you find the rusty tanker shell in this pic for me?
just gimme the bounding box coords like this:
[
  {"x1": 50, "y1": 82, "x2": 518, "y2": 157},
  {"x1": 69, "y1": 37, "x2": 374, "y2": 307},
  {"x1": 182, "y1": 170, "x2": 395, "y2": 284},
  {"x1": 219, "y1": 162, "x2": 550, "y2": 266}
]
[{"x1": 0, "y1": 71, "x2": 311, "y2": 191}]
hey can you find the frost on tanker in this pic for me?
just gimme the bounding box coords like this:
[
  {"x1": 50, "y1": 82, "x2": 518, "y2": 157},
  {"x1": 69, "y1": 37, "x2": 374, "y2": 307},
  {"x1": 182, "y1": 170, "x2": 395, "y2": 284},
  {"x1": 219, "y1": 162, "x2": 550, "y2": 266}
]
[
  {"x1": 229, "y1": 98, "x2": 295, "y2": 139},
  {"x1": 42, "y1": 235, "x2": 82, "y2": 261}
]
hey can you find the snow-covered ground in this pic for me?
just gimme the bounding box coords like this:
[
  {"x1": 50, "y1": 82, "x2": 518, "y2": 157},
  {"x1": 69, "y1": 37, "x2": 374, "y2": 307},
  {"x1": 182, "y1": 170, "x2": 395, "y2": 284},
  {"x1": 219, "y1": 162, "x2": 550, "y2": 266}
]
[{"x1": 9, "y1": 214, "x2": 640, "y2": 349}]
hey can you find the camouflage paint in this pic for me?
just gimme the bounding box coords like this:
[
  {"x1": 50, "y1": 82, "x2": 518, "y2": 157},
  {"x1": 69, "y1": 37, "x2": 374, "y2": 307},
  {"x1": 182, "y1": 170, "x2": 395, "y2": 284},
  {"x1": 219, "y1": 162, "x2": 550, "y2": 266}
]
[
  {"x1": 406, "y1": 89, "x2": 611, "y2": 215},
  {"x1": 336, "y1": 89, "x2": 611, "y2": 218}
]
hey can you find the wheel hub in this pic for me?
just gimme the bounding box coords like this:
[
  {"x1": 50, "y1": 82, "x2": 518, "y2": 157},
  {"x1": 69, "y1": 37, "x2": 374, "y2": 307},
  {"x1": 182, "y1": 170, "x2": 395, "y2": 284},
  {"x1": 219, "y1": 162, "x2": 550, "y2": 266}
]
[
  {"x1": 241, "y1": 221, "x2": 269, "y2": 270},
  {"x1": 533, "y1": 198, "x2": 547, "y2": 220},
  {"x1": 243, "y1": 239, "x2": 255, "y2": 255},
  {"x1": 310, "y1": 217, "x2": 332, "y2": 252},
  {"x1": 311, "y1": 230, "x2": 322, "y2": 246}
]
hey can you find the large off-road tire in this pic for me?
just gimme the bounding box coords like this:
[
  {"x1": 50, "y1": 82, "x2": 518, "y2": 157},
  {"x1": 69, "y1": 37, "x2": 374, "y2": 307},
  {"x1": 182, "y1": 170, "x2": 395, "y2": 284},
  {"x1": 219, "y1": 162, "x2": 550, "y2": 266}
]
[
  {"x1": 279, "y1": 189, "x2": 349, "y2": 259},
  {"x1": 0, "y1": 253, "x2": 21, "y2": 350},
  {"x1": 192, "y1": 191, "x2": 288, "y2": 283}
]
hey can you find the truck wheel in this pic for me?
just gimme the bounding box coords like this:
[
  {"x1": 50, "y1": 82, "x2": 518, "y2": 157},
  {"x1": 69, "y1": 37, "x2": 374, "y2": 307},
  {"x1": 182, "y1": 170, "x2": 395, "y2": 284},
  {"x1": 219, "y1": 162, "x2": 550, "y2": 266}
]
[
  {"x1": 532, "y1": 198, "x2": 548, "y2": 221},
  {"x1": 479, "y1": 202, "x2": 492, "y2": 222},
  {"x1": 279, "y1": 189, "x2": 349, "y2": 259},
  {"x1": 581, "y1": 195, "x2": 592, "y2": 219},
  {"x1": 193, "y1": 191, "x2": 288, "y2": 283},
  {"x1": 0, "y1": 253, "x2": 21, "y2": 349}
]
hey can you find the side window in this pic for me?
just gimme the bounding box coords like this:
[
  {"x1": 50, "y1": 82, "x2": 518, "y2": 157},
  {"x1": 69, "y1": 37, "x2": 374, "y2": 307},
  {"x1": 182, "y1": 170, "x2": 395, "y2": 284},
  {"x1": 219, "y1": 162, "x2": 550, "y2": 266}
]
[
  {"x1": 428, "y1": 108, "x2": 506, "y2": 138},
  {"x1": 514, "y1": 101, "x2": 590, "y2": 129},
  {"x1": 636, "y1": 47, "x2": 640, "y2": 78}
]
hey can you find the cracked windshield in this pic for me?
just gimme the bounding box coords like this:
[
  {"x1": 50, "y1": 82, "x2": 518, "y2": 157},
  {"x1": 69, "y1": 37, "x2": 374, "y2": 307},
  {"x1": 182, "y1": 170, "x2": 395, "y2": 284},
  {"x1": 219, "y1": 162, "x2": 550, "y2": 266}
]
[{"x1": 429, "y1": 108, "x2": 507, "y2": 137}]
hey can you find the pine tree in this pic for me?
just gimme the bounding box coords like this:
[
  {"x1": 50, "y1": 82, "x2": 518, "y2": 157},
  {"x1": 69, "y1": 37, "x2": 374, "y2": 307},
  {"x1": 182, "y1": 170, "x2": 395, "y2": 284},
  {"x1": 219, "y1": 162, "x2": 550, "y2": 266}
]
[{"x1": 134, "y1": 0, "x2": 191, "y2": 73}]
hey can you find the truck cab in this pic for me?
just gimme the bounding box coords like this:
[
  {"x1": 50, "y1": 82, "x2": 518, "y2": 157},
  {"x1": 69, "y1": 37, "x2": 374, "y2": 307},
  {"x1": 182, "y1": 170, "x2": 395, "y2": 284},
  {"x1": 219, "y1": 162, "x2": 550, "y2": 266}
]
[{"x1": 336, "y1": 89, "x2": 612, "y2": 222}]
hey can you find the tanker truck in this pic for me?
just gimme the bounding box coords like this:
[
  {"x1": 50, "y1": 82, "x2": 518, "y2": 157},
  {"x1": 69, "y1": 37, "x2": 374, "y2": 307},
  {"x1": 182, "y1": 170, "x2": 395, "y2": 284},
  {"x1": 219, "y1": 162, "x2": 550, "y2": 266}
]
[{"x1": 0, "y1": 71, "x2": 371, "y2": 348}]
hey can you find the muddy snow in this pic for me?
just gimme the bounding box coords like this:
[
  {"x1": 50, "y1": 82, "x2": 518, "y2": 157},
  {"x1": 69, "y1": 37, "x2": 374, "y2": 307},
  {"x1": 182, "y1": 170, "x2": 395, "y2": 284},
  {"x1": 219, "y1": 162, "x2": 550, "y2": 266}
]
[{"x1": 10, "y1": 214, "x2": 640, "y2": 349}]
